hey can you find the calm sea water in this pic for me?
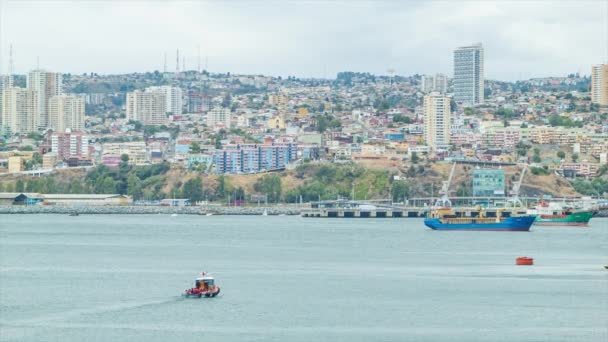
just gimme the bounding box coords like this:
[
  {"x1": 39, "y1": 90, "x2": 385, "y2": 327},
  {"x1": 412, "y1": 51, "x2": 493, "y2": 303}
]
[{"x1": 0, "y1": 214, "x2": 607, "y2": 342}]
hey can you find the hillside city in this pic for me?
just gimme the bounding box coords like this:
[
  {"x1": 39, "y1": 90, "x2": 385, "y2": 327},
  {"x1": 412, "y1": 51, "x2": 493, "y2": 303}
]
[{"x1": 1, "y1": 43, "x2": 608, "y2": 204}]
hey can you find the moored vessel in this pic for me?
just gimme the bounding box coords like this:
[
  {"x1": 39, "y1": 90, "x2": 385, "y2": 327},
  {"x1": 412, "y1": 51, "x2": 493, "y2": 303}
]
[
  {"x1": 528, "y1": 202, "x2": 594, "y2": 226},
  {"x1": 424, "y1": 207, "x2": 535, "y2": 231}
]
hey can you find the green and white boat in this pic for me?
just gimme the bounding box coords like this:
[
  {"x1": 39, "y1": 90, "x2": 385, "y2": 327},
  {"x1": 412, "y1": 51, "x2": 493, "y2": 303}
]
[{"x1": 528, "y1": 202, "x2": 594, "y2": 226}]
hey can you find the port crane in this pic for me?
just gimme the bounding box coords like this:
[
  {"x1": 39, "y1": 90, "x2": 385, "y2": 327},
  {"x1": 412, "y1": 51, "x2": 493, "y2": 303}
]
[
  {"x1": 435, "y1": 162, "x2": 457, "y2": 208},
  {"x1": 507, "y1": 164, "x2": 528, "y2": 208}
]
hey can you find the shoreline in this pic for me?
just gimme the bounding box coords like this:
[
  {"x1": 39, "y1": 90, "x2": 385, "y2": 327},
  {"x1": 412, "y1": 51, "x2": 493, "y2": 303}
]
[
  {"x1": 2, "y1": 206, "x2": 607, "y2": 218},
  {"x1": 0, "y1": 205, "x2": 301, "y2": 216}
]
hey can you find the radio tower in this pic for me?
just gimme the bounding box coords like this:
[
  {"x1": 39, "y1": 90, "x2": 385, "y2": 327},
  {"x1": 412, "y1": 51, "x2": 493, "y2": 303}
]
[
  {"x1": 182, "y1": 56, "x2": 185, "y2": 72},
  {"x1": 163, "y1": 52, "x2": 167, "y2": 73},
  {"x1": 8, "y1": 44, "x2": 14, "y2": 86},
  {"x1": 176, "y1": 49, "x2": 180, "y2": 73}
]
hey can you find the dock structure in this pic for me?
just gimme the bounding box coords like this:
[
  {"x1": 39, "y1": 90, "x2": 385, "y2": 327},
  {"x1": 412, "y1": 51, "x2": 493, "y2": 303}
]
[{"x1": 301, "y1": 207, "x2": 427, "y2": 218}]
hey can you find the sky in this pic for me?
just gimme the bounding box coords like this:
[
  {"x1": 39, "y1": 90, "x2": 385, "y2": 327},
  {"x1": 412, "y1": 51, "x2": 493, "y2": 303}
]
[{"x1": 0, "y1": 0, "x2": 606, "y2": 81}]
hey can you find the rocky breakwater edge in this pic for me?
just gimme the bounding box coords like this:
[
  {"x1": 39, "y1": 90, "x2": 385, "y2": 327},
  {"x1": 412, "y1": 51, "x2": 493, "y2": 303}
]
[{"x1": 0, "y1": 205, "x2": 301, "y2": 216}]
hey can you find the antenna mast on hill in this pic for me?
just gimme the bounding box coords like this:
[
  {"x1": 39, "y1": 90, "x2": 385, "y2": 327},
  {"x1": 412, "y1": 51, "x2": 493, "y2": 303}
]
[
  {"x1": 176, "y1": 49, "x2": 180, "y2": 73},
  {"x1": 9, "y1": 44, "x2": 14, "y2": 76},
  {"x1": 197, "y1": 45, "x2": 201, "y2": 73},
  {"x1": 163, "y1": 52, "x2": 167, "y2": 73}
]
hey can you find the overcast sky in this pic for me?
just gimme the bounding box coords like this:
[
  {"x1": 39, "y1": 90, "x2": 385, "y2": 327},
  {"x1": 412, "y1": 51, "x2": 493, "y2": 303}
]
[{"x1": 0, "y1": 0, "x2": 606, "y2": 80}]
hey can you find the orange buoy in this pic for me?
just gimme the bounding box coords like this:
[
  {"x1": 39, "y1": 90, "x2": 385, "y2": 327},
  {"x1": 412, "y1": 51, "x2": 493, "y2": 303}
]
[{"x1": 516, "y1": 256, "x2": 534, "y2": 265}]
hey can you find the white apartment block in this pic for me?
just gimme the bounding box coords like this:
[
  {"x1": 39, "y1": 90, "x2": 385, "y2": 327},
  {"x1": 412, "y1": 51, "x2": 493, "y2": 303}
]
[
  {"x1": 27, "y1": 70, "x2": 62, "y2": 129},
  {"x1": 146, "y1": 86, "x2": 183, "y2": 114},
  {"x1": 126, "y1": 90, "x2": 167, "y2": 125},
  {"x1": 48, "y1": 95, "x2": 85, "y2": 132},
  {"x1": 454, "y1": 43, "x2": 484, "y2": 105},
  {"x1": 1, "y1": 87, "x2": 38, "y2": 133},
  {"x1": 423, "y1": 93, "x2": 451, "y2": 150},
  {"x1": 206, "y1": 107, "x2": 231, "y2": 128},
  {"x1": 269, "y1": 94, "x2": 289, "y2": 107}
]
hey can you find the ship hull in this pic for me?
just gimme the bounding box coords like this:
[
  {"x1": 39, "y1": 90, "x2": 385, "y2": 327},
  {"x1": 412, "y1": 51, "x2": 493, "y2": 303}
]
[
  {"x1": 424, "y1": 216, "x2": 536, "y2": 231},
  {"x1": 534, "y1": 211, "x2": 593, "y2": 226}
]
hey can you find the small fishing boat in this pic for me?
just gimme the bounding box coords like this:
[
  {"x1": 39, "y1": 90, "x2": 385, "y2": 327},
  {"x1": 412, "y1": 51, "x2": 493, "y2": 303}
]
[
  {"x1": 424, "y1": 207, "x2": 535, "y2": 231},
  {"x1": 68, "y1": 212, "x2": 79, "y2": 216},
  {"x1": 183, "y1": 273, "x2": 221, "y2": 298}
]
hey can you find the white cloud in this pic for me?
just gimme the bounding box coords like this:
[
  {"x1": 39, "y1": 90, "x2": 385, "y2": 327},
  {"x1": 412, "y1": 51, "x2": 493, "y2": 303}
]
[{"x1": 0, "y1": 0, "x2": 605, "y2": 80}]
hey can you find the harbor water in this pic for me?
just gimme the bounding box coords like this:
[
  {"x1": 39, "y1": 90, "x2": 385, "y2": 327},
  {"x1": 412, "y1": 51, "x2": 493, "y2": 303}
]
[{"x1": 1, "y1": 215, "x2": 607, "y2": 341}]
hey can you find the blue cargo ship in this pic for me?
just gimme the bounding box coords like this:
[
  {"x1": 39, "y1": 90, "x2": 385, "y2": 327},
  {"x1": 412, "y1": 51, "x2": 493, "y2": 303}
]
[{"x1": 424, "y1": 207, "x2": 535, "y2": 231}]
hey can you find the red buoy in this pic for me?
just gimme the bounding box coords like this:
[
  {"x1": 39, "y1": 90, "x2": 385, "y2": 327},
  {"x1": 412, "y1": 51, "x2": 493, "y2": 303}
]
[{"x1": 516, "y1": 256, "x2": 534, "y2": 265}]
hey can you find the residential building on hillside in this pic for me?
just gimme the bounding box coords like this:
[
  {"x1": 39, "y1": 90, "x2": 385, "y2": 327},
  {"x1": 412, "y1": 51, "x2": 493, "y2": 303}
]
[
  {"x1": 423, "y1": 93, "x2": 451, "y2": 150},
  {"x1": 51, "y1": 130, "x2": 90, "y2": 161},
  {"x1": 126, "y1": 90, "x2": 167, "y2": 125},
  {"x1": 591, "y1": 64, "x2": 608, "y2": 106},
  {"x1": 454, "y1": 43, "x2": 484, "y2": 105},
  {"x1": 213, "y1": 144, "x2": 298, "y2": 174},
  {"x1": 1, "y1": 87, "x2": 38, "y2": 133},
  {"x1": 27, "y1": 69, "x2": 62, "y2": 129},
  {"x1": 146, "y1": 86, "x2": 183, "y2": 114},
  {"x1": 420, "y1": 74, "x2": 448, "y2": 94},
  {"x1": 207, "y1": 107, "x2": 231, "y2": 128},
  {"x1": 48, "y1": 95, "x2": 85, "y2": 132}
]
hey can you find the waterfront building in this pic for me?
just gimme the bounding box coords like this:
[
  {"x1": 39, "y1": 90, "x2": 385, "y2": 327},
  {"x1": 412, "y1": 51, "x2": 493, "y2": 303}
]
[
  {"x1": 454, "y1": 43, "x2": 484, "y2": 105},
  {"x1": 146, "y1": 86, "x2": 183, "y2": 114},
  {"x1": 1, "y1": 87, "x2": 38, "y2": 133},
  {"x1": 206, "y1": 107, "x2": 231, "y2": 129},
  {"x1": 591, "y1": 64, "x2": 608, "y2": 106},
  {"x1": 51, "y1": 130, "x2": 90, "y2": 161},
  {"x1": 48, "y1": 95, "x2": 85, "y2": 132},
  {"x1": 423, "y1": 93, "x2": 451, "y2": 150},
  {"x1": 126, "y1": 90, "x2": 167, "y2": 125},
  {"x1": 472, "y1": 168, "x2": 505, "y2": 197},
  {"x1": 27, "y1": 70, "x2": 62, "y2": 129}
]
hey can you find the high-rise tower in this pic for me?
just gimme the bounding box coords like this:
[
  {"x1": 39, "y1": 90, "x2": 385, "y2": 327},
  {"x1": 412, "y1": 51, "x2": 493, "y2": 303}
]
[{"x1": 453, "y1": 43, "x2": 484, "y2": 105}]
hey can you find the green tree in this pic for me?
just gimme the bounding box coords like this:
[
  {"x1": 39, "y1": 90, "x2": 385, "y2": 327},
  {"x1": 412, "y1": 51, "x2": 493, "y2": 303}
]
[
  {"x1": 572, "y1": 153, "x2": 579, "y2": 163},
  {"x1": 391, "y1": 181, "x2": 410, "y2": 202},
  {"x1": 127, "y1": 174, "x2": 143, "y2": 200},
  {"x1": 254, "y1": 175, "x2": 282, "y2": 203},
  {"x1": 182, "y1": 177, "x2": 204, "y2": 203},
  {"x1": 410, "y1": 152, "x2": 419, "y2": 164},
  {"x1": 15, "y1": 179, "x2": 24, "y2": 192},
  {"x1": 69, "y1": 179, "x2": 84, "y2": 194},
  {"x1": 190, "y1": 142, "x2": 201, "y2": 154},
  {"x1": 557, "y1": 151, "x2": 566, "y2": 159},
  {"x1": 100, "y1": 177, "x2": 116, "y2": 194}
]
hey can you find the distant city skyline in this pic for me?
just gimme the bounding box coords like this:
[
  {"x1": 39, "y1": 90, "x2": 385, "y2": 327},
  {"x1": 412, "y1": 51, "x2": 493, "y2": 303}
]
[{"x1": 0, "y1": 0, "x2": 606, "y2": 81}]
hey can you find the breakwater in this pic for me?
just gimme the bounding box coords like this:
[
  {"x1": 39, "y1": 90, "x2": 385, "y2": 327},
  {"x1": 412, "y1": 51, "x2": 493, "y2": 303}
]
[{"x1": 0, "y1": 205, "x2": 301, "y2": 216}]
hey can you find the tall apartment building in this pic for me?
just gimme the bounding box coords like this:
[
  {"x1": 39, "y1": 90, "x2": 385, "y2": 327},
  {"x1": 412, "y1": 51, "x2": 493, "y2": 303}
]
[
  {"x1": 51, "y1": 130, "x2": 90, "y2": 161},
  {"x1": 420, "y1": 74, "x2": 448, "y2": 94},
  {"x1": 1, "y1": 87, "x2": 38, "y2": 133},
  {"x1": 146, "y1": 86, "x2": 183, "y2": 114},
  {"x1": 453, "y1": 43, "x2": 484, "y2": 105},
  {"x1": 591, "y1": 64, "x2": 608, "y2": 106},
  {"x1": 27, "y1": 70, "x2": 62, "y2": 129},
  {"x1": 206, "y1": 107, "x2": 231, "y2": 128},
  {"x1": 126, "y1": 90, "x2": 167, "y2": 125},
  {"x1": 423, "y1": 93, "x2": 451, "y2": 150},
  {"x1": 48, "y1": 95, "x2": 85, "y2": 132}
]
